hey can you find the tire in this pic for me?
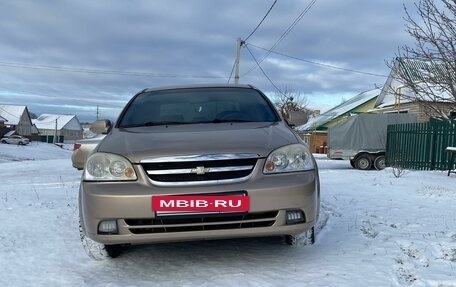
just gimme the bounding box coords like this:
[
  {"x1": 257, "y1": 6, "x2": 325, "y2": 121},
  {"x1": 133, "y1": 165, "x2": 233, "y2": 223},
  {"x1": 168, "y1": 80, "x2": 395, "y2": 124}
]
[
  {"x1": 285, "y1": 226, "x2": 315, "y2": 246},
  {"x1": 79, "y1": 219, "x2": 122, "y2": 260},
  {"x1": 355, "y1": 155, "x2": 372, "y2": 170},
  {"x1": 373, "y1": 155, "x2": 386, "y2": 170},
  {"x1": 1, "y1": 140, "x2": 6, "y2": 144},
  {"x1": 18, "y1": 142, "x2": 24, "y2": 145}
]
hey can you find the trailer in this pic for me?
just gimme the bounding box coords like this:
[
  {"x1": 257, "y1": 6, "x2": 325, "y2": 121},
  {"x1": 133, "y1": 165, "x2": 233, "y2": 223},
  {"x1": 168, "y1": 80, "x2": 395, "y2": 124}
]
[{"x1": 327, "y1": 113, "x2": 417, "y2": 170}]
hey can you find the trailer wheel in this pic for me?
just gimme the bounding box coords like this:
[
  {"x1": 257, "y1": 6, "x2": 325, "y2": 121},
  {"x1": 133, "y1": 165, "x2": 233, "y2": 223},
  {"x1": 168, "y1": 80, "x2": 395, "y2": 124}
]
[
  {"x1": 373, "y1": 155, "x2": 386, "y2": 170},
  {"x1": 355, "y1": 155, "x2": 371, "y2": 170}
]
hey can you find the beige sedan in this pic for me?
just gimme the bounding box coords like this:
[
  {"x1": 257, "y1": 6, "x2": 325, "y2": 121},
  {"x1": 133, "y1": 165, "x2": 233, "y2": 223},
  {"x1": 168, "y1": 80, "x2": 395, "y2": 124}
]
[
  {"x1": 71, "y1": 135, "x2": 105, "y2": 170},
  {"x1": 79, "y1": 84, "x2": 320, "y2": 260}
]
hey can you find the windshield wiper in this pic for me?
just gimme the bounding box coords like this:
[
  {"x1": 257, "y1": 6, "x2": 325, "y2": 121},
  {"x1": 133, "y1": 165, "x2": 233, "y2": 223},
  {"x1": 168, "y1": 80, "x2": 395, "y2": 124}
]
[
  {"x1": 212, "y1": 118, "x2": 256, "y2": 123},
  {"x1": 121, "y1": 119, "x2": 256, "y2": 128},
  {"x1": 144, "y1": 121, "x2": 192, "y2": 126},
  {"x1": 121, "y1": 121, "x2": 190, "y2": 128}
]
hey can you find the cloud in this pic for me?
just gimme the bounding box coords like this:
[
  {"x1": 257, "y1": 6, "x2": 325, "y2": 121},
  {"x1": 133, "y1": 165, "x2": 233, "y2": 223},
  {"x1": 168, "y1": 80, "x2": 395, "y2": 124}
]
[{"x1": 0, "y1": 0, "x2": 415, "y2": 121}]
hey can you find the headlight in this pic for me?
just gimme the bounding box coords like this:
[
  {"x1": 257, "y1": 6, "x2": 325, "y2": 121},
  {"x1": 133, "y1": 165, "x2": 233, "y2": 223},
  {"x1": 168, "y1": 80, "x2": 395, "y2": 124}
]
[
  {"x1": 84, "y1": 152, "x2": 137, "y2": 181},
  {"x1": 263, "y1": 144, "x2": 314, "y2": 174}
]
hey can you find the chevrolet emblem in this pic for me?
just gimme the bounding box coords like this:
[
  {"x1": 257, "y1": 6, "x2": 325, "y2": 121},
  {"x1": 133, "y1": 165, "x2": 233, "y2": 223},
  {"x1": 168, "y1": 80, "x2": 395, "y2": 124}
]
[{"x1": 191, "y1": 166, "x2": 210, "y2": 175}]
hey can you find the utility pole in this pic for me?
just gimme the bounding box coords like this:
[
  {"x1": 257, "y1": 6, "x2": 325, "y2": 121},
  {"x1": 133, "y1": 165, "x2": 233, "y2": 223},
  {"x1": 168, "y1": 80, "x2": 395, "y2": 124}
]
[
  {"x1": 96, "y1": 105, "x2": 99, "y2": 120},
  {"x1": 234, "y1": 37, "x2": 243, "y2": 84},
  {"x1": 53, "y1": 118, "x2": 58, "y2": 144}
]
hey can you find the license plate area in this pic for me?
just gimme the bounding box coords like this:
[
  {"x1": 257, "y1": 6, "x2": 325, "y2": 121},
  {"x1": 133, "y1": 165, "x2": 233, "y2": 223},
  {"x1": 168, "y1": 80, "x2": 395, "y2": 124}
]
[{"x1": 152, "y1": 191, "x2": 249, "y2": 217}]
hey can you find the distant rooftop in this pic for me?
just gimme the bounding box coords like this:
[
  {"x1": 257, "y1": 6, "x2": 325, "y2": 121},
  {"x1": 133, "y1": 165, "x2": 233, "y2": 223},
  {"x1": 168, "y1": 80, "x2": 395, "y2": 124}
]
[
  {"x1": 376, "y1": 57, "x2": 455, "y2": 107},
  {"x1": 33, "y1": 114, "x2": 78, "y2": 130},
  {"x1": 0, "y1": 105, "x2": 27, "y2": 126},
  {"x1": 297, "y1": 88, "x2": 381, "y2": 131}
]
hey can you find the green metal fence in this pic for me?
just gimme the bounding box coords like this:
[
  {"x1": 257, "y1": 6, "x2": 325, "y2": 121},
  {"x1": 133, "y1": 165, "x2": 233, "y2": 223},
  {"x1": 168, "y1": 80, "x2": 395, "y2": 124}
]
[
  {"x1": 386, "y1": 120, "x2": 456, "y2": 170},
  {"x1": 40, "y1": 135, "x2": 64, "y2": 143}
]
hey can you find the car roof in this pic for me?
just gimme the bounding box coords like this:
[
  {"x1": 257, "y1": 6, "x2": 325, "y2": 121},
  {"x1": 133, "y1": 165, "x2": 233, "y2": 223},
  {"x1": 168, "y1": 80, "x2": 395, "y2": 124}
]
[{"x1": 141, "y1": 84, "x2": 258, "y2": 94}]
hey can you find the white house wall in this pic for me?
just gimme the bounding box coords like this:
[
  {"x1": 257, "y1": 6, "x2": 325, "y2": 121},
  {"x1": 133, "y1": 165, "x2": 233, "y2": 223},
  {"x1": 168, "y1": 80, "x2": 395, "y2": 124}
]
[
  {"x1": 17, "y1": 108, "x2": 32, "y2": 136},
  {"x1": 34, "y1": 115, "x2": 83, "y2": 140},
  {"x1": 0, "y1": 105, "x2": 33, "y2": 135},
  {"x1": 63, "y1": 117, "x2": 82, "y2": 131}
]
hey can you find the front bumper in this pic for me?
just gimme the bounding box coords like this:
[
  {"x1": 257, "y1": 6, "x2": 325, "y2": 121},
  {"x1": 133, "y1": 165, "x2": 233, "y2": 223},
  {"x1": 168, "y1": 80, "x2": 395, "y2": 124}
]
[{"x1": 79, "y1": 163, "x2": 319, "y2": 245}]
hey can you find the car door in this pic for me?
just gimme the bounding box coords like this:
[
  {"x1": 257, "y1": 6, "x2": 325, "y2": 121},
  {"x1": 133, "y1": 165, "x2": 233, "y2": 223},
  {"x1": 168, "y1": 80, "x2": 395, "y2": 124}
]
[{"x1": 9, "y1": 136, "x2": 19, "y2": 144}]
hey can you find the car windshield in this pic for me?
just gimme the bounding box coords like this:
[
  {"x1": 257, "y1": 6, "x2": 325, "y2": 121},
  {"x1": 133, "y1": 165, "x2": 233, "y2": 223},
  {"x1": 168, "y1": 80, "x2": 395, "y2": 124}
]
[{"x1": 118, "y1": 87, "x2": 279, "y2": 128}]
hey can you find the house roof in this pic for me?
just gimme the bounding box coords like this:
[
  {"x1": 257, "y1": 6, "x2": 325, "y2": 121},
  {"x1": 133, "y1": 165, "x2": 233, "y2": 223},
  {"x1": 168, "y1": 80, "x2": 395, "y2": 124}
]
[
  {"x1": 33, "y1": 114, "x2": 78, "y2": 130},
  {"x1": 0, "y1": 115, "x2": 6, "y2": 123},
  {"x1": 297, "y1": 88, "x2": 381, "y2": 132},
  {"x1": 376, "y1": 58, "x2": 454, "y2": 108},
  {"x1": 397, "y1": 57, "x2": 451, "y2": 83},
  {"x1": 0, "y1": 105, "x2": 27, "y2": 125}
]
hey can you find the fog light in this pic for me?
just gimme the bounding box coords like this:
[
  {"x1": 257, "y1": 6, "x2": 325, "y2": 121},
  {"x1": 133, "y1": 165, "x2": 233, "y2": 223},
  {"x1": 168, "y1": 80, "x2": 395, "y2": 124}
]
[
  {"x1": 98, "y1": 220, "x2": 118, "y2": 234},
  {"x1": 286, "y1": 210, "x2": 305, "y2": 225}
]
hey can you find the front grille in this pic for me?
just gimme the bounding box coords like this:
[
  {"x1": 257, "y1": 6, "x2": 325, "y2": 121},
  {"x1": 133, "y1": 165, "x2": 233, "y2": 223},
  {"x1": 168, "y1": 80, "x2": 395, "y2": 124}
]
[
  {"x1": 141, "y1": 154, "x2": 259, "y2": 185},
  {"x1": 125, "y1": 211, "x2": 278, "y2": 234}
]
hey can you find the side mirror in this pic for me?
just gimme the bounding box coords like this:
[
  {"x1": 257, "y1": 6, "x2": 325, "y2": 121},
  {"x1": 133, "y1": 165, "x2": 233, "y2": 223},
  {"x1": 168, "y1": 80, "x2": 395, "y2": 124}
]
[
  {"x1": 286, "y1": 111, "x2": 308, "y2": 126},
  {"x1": 284, "y1": 119, "x2": 296, "y2": 128},
  {"x1": 90, "y1": 120, "x2": 112, "y2": 134}
]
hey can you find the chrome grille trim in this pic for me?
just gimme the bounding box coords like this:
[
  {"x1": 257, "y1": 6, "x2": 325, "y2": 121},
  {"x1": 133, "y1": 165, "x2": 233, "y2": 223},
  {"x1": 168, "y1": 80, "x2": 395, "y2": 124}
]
[
  {"x1": 146, "y1": 165, "x2": 254, "y2": 175},
  {"x1": 140, "y1": 153, "x2": 260, "y2": 163},
  {"x1": 146, "y1": 176, "x2": 253, "y2": 187},
  {"x1": 141, "y1": 153, "x2": 260, "y2": 186}
]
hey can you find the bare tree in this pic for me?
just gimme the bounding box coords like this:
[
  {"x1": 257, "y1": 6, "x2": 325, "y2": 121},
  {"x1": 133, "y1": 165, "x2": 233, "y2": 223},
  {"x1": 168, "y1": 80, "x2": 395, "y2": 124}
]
[
  {"x1": 273, "y1": 86, "x2": 310, "y2": 125},
  {"x1": 389, "y1": 0, "x2": 456, "y2": 119}
]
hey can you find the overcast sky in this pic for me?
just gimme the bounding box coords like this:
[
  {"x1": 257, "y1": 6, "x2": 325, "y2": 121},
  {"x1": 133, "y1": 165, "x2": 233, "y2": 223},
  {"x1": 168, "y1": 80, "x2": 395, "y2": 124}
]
[{"x1": 0, "y1": 1, "x2": 416, "y2": 122}]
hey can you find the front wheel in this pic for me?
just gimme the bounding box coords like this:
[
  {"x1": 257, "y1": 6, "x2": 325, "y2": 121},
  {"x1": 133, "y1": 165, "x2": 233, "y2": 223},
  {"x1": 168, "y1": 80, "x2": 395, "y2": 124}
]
[
  {"x1": 285, "y1": 226, "x2": 315, "y2": 246},
  {"x1": 1, "y1": 140, "x2": 6, "y2": 144},
  {"x1": 79, "y1": 220, "x2": 122, "y2": 260}
]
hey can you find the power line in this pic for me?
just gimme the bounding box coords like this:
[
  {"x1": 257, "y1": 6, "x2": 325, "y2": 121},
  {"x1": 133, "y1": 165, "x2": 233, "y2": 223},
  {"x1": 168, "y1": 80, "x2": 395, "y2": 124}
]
[
  {"x1": 244, "y1": 0, "x2": 278, "y2": 42},
  {"x1": 229, "y1": 1, "x2": 277, "y2": 82},
  {"x1": 246, "y1": 43, "x2": 389, "y2": 78},
  {"x1": 0, "y1": 101, "x2": 76, "y2": 124},
  {"x1": 245, "y1": 45, "x2": 284, "y2": 95},
  {"x1": 227, "y1": 58, "x2": 236, "y2": 84},
  {"x1": 243, "y1": 0, "x2": 317, "y2": 77},
  {"x1": 0, "y1": 61, "x2": 229, "y2": 79},
  {"x1": 0, "y1": 86, "x2": 58, "y2": 99},
  {"x1": 274, "y1": 0, "x2": 316, "y2": 50},
  {"x1": 0, "y1": 105, "x2": 21, "y2": 119}
]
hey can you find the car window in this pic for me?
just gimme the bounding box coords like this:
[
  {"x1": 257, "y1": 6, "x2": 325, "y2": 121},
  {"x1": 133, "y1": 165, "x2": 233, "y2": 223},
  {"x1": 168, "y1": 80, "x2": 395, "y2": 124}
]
[{"x1": 118, "y1": 87, "x2": 279, "y2": 127}]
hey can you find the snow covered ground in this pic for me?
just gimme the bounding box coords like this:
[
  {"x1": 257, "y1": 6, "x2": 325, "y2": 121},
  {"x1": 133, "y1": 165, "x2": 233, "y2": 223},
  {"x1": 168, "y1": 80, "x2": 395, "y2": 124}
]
[{"x1": 0, "y1": 143, "x2": 455, "y2": 286}]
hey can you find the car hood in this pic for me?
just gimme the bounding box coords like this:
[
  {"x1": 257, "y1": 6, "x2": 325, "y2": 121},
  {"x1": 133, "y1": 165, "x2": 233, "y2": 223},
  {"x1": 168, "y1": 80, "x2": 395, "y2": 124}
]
[{"x1": 96, "y1": 122, "x2": 300, "y2": 163}]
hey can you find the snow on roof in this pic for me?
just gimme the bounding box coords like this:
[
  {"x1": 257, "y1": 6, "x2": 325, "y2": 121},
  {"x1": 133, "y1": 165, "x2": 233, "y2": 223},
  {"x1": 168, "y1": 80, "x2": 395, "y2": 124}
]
[
  {"x1": 33, "y1": 114, "x2": 77, "y2": 130},
  {"x1": 0, "y1": 115, "x2": 6, "y2": 122},
  {"x1": 396, "y1": 57, "x2": 452, "y2": 83},
  {"x1": 0, "y1": 105, "x2": 27, "y2": 125},
  {"x1": 297, "y1": 88, "x2": 380, "y2": 131},
  {"x1": 377, "y1": 58, "x2": 454, "y2": 108},
  {"x1": 3, "y1": 130, "x2": 16, "y2": 137}
]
